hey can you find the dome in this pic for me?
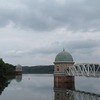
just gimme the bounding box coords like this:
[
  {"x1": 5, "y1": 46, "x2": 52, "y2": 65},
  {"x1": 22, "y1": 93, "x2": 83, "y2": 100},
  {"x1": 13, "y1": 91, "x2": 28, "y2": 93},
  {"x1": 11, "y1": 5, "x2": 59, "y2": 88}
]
[
  {"x1": 54, "y1": 49, "x2": 74, "y2": 64},
  {"x1": 16, "y1": 64, "x2": 22, "y2": 71}
]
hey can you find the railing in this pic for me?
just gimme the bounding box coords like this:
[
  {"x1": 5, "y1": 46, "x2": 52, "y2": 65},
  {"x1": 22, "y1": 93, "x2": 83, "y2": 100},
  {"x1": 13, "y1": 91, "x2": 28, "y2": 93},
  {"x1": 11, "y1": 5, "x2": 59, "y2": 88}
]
[
  {"x1": 64, "y1": 63, "x2": 100, "y2": 77},
  {"x1": 66, "y1": 89, "x2": 100, "y2": 100}
]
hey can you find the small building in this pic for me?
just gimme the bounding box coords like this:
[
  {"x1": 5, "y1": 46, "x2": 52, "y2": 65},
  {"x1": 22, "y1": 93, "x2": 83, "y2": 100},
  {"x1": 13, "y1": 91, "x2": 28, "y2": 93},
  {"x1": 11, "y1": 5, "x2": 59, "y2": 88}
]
[{"x1": 16, "y1": 64, "x2": 22, "y2": 74}]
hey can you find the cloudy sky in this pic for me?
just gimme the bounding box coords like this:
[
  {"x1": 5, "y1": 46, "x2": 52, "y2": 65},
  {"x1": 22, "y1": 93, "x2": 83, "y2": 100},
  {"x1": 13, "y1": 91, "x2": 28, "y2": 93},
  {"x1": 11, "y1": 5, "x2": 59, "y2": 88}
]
[{"x1": 0, "y1": 0, "x2": 100, "y2": 66}]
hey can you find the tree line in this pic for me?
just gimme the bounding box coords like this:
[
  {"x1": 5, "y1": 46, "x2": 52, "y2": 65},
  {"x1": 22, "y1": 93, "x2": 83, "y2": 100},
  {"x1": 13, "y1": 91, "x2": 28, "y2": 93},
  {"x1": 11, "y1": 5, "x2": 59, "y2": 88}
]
[
  {"x1": 22, "y1": 65, "x2": 54, "y2": 74},
  {"x1": 0, "y1": 58, "x2": 15, "y2": 76}
]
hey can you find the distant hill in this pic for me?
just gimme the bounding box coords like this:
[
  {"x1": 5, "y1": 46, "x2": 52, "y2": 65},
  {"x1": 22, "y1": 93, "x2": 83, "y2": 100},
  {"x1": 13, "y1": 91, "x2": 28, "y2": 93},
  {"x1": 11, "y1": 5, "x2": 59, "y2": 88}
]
[{"x1": 22, "y1": 65, "x2": 54, "y2": 74}]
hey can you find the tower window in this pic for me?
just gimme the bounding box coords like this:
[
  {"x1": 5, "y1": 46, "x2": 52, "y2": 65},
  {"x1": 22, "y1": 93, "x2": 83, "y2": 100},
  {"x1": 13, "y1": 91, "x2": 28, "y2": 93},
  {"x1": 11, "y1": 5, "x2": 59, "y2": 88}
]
[{"x1": 57, "y1": 66, "x2": 59, "y2": 71}]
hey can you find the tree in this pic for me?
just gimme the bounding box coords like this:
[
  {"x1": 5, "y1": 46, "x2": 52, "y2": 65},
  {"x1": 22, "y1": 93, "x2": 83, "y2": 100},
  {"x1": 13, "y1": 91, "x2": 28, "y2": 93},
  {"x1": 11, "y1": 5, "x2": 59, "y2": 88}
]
[{"x1": 0, "y1": 58, "x2": 15, "y2": 76}]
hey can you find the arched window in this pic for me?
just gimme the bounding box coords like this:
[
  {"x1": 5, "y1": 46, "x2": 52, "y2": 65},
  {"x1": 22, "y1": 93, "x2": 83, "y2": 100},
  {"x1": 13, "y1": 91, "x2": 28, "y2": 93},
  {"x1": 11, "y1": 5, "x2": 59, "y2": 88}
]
[{"x1": 57, "y1": 66, "x2": 59, "y2": 71}]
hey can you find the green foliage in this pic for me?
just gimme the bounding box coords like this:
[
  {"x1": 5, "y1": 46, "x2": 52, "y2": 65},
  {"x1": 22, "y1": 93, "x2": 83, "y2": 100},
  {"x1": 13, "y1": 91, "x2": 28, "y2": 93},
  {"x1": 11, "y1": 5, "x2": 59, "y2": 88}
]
[
  {"x1": 0, "y1": 75, "x2": 10, "y2": 95},
  {"x1": 0, "y1": 59, "x2": 15, "y2": 76},
  {"x1": 0, "y1": 74, "x2": 15, "y2": 95}
]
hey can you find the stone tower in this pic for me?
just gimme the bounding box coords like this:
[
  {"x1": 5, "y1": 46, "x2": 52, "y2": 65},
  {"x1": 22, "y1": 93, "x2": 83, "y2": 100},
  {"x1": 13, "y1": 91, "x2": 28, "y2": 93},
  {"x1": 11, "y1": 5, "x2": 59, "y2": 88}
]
[
  {"x1": 16, "y1": 64, "x2": 22, "y2": 75},
  {"x1": 54, "y1": 50, "x2": 75, "y2": 100},
  {"x1": 54, "y1": 49, "x2": 75, "y2": 89}
]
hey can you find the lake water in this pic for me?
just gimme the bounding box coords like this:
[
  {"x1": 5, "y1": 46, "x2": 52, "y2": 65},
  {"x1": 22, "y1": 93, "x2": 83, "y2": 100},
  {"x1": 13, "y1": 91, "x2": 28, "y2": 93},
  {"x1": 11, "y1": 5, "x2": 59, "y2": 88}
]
[{"x1": 0, "y1": 74, "x2": 100, "y2": 100}]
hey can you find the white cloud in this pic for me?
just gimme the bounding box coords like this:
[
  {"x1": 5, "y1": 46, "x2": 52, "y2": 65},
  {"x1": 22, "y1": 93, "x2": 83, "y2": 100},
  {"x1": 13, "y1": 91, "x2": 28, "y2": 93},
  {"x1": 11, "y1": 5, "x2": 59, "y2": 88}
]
[{"x1": 0, "y1": 0, "x2": 100, "y2": 65}]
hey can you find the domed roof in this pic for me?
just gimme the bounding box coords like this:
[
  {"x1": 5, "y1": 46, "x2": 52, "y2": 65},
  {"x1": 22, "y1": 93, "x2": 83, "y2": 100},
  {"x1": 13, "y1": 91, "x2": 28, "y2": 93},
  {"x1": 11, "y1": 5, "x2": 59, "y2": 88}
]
[
  {"x1": 16, "y1": 64, "x2": 22, "y2": 71},
  {"x1": 16, "y1": 64, "x2": 22, "y2": 68},
  {"x1": 54, "y1": 49, "x2": 74, "y2": 64}
]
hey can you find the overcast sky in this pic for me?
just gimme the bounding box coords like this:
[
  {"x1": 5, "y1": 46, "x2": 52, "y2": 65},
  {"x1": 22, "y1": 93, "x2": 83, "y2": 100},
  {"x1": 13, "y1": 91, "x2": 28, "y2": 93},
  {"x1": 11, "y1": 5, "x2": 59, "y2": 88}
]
[{"x1": 0, "y1": 0, "x2": 100, "y2": 66}]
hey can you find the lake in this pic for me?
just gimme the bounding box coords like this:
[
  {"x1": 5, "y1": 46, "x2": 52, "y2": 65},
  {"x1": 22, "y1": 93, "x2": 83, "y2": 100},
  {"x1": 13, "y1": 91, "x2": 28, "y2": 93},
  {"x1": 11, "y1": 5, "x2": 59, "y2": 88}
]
[{"x1": 0, "y1": 74, "x2": 100, "y2": 100}]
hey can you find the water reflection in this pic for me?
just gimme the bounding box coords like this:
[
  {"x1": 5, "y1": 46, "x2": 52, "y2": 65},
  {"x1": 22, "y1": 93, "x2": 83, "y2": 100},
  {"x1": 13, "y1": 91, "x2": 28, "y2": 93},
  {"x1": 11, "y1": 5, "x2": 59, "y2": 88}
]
[
  {"x1": 0, "y1": 74, "x2": 22, "y2": 95},
  {"x1": 54, "y1": 76, "x2": 100, "y2": 100},
  {"x1": 16, "y1": 74, "x2": 22, "y2": 82},
  {"x1": 0, "y1": 74, "x2": 100, "y2": 100},
  {"x1": 0, "y1": 76, "x2": 9, "y2": 95},
  {"x1": 0, "y1": 74, "x2": 15, "y2": 95}
]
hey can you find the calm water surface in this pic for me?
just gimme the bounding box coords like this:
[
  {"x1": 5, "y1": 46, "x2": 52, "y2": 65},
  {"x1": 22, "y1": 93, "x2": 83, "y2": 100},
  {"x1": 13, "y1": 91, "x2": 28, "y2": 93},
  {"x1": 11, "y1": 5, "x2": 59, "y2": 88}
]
[{"x1": 0, "y1": 74, "x2": 100, "y2": 100}]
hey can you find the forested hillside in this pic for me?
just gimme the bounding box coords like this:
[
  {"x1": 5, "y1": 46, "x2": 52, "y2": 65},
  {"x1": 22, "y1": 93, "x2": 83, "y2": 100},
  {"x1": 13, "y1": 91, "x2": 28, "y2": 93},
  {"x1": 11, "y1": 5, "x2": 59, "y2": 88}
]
[
  {"x1": 22, "y1": 65, "x2": 54, "y2": 74},
  {"x1": 0, "y1": 59, "x2": 15, "y2": 76}
]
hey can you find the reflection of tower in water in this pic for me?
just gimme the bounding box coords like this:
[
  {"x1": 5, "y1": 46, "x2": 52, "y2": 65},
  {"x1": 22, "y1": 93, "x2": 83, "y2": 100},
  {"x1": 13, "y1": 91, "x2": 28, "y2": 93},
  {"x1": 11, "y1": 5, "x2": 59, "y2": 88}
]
[
  {"x1": 54, "y1": 76, "x2": 75, "y2": 100},
  {"x1": 54, "y1": 50, "x2": 75, "y2": 100},
  {"x1": 16, "y1": 74, "x2": 22, "y2": 82},
  {"x1": 54, "y1": 76, "x2": 74, "y2": 89},
  {"x1": 15, "y1": 64, "x2": 22, "y2": 82}
]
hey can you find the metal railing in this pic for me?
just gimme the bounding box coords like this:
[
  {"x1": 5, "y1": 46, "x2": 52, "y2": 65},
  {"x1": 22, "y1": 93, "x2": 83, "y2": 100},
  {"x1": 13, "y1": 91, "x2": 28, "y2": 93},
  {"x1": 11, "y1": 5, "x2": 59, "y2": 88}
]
[
  {"x1": 66, "y1": 89, "x2": 100, "y2": 100},
  {"x1": 64, "y1": 63, "x2": 100, "y2": 77}
]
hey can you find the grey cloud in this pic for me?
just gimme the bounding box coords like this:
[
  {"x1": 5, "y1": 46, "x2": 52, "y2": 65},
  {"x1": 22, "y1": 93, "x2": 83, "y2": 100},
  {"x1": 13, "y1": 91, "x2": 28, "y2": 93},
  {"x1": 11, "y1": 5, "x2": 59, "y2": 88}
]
[
  {"x1": 50, "y1": 39, "x2": 99, "y2": 51},
  {"x1": 4, "y1": 50, "x2": 25, "y2": 57},
  {"x1": 2, "y1": 38, "x2": 100, "y2": 65},
  {"x1": 2, "y1": 38, "x2": 99, "y2": 57},
  {"x1": 27, "y1": 39, "x2": 99, "y2": 56},
  {"x1": 61, "y1": 39, "x2": 99, "y2": 57},
  {"x1": 66, "y1": 39, "x2": 99, "y2": 50},
  {"x1": 0, "y1": 0, "x2": 100, "y2": 32},
  {"x1": 28, "y1": 46, "x2": 60, "y2": 55}
]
